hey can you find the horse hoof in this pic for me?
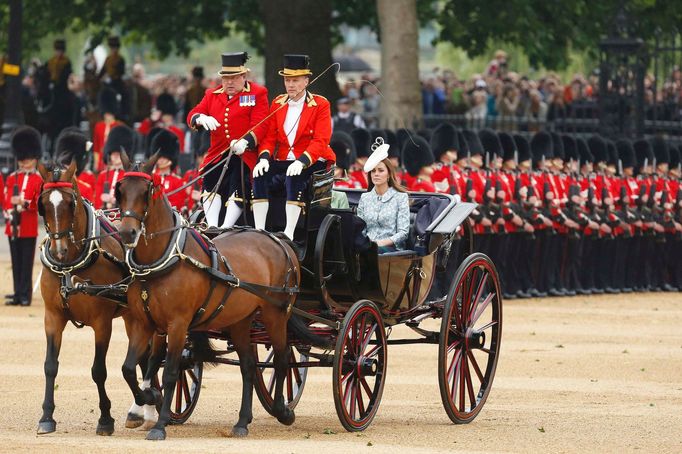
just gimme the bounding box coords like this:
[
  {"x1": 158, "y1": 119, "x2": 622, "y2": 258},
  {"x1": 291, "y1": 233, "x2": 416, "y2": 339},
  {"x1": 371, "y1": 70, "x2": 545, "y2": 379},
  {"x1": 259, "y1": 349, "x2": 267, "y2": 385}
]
[
  {"x1": 96, "y1": 420, "x2": 115, "y2": 436},
  {"x1": 277, "y1": 409, "x2": 295, "y2": 426},
  {"x1": 142, "y1": 419, "x2": 156, "y2": 431},
  {"x1": 146, "y1": 428, "x2": 166, "y2": 441},
  {"x1": 231, "y1": 426, "x2": 249, "y2": 438},
  {"x1": 37, "y1": 420, "x2": 56, "y2": 435},
  {"x1": 125, "y1": 413, "x2": 144, "y2": 429}
]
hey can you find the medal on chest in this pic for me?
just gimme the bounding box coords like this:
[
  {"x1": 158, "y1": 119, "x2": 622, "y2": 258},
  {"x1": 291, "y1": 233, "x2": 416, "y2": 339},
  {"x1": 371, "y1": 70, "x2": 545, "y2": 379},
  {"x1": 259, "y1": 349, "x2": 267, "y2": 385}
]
[{"x1": 239, "y1": 95, "x2": 256, "y2": 107}]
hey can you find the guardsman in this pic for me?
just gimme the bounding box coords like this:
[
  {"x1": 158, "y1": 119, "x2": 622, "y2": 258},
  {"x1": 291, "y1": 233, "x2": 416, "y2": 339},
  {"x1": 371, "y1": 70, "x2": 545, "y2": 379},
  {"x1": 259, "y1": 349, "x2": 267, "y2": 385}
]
[
  {"x1": 430, "y1": 122, "x2": 459, "y2": 194},
  {"x1": 150, "y1": 129, "x2": 187, "y2": 211},
  {"x1": 350, "y1": 128, "x2": 371, "y2": 189},
  {"x1": 139, "y1": 93, "x2": 185, "y2": 151},
  {"x1": 4, "y1": 127, "x2": 43, "y2": 306},
  {"x1": 92, "y1": 86, "x2": 123, "y2": 171},
  {"x1": 184, "y1": 129, "x2": 210, "y2": 213},
  {"x1": 252, "y1": 54, "x2": 335, "y2": 240},
  {"x1": 330, "y1": 131, "x2": 361, "y2": 189},
  {"x1": 95, "y1": 125, "x2": 133, "y2": 210},
  {"x1": 99, "y1": 36, "x2": 126, "y2": 97},
  {"x1": 403, "y1": 136, "x2": 436, "y2": 192},
  {"x1": 53, "y1": 127, "x2": 95, "y2": 203},
  {"x1": 187, "y1": 52, "x2": 269, "y2": 228}
]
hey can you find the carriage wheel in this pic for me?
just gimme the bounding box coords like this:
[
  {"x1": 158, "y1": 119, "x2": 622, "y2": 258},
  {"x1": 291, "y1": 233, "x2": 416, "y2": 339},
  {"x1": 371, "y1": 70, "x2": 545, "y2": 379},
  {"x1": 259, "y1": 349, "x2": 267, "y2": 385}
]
[
  {"x1": 254, "y1": 344, "x2": 309, "y2": 415},
  {"x1": 438, "y1": 252, "x2": 502, "y2": 424},
  {"x1": 154, "y1": 347, "x2": 203, "y2": 425},
  {"x1": 332, "y1": 300, "x2": 387, "y2": 432}
]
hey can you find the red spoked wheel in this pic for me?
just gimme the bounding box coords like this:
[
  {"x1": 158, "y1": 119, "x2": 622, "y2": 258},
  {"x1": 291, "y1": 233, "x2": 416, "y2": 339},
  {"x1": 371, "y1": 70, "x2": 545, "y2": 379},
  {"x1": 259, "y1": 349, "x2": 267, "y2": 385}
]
[
  {"x1": 438, "y1": 252, "x2": 502, "y2": 424},
  {"x1": 254, "y1": 345, "x2": 309, "y2": 415},
  {"x1": 332, "y1": 300, "x2": 387, "y2": 432},
  {"x1": 154, "y1": 347, "x2": 203, "y2": 425}
]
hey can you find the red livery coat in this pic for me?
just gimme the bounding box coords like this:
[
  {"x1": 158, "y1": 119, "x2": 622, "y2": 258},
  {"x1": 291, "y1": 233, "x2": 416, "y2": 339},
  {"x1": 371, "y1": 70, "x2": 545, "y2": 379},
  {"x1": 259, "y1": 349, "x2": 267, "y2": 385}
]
[{"x1": 4, "y1": 171, "x2": 43, "y2": 238}]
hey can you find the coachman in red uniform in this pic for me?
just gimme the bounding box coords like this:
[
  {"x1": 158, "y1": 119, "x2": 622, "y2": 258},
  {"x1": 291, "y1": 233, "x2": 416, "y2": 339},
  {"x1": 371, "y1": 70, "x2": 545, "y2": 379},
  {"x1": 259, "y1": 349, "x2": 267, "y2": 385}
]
[
  {"x1": 187, "y1": 52, "x2": 269, "y2": 228},
  {"x1": 53, "y1": 127, "x2": 95, "y2": 203},
  {"x1": 4, "y1": 126, "x2": 43, "y2": 306},
  {"x1": 252, "y1": 54, "x2": 335, "y2": 240}
]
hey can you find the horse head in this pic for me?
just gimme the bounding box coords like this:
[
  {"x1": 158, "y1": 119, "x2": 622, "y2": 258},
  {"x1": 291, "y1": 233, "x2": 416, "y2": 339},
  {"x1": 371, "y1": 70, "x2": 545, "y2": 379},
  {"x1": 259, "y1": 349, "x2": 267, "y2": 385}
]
[
  {"x1": 38, "y1": 160, "x2": 81, "y2": 261},
  {"x1": 115, "y1": 151, "x2": 160, "y2": 249}
]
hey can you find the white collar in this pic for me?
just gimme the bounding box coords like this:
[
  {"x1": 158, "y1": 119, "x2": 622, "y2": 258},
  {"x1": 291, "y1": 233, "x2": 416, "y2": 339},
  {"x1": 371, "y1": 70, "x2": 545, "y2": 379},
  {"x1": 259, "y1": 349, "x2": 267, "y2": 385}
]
[{"x1": 288, "y1": 91, "x2": 307, "y2": 107}]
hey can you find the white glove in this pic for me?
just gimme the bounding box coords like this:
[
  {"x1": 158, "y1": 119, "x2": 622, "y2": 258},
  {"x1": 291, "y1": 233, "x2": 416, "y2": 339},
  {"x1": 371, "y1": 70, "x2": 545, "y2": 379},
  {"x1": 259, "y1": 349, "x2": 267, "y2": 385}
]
[
  {"x1": 286, "y1": 160, "x2": 304, "y2": 176},
  {"x1": 230, "y1": 138, "x2": 248, "y2": 156},
  {"x1": 253, "y1": 159, "x2": 270, "y2": 178},
  {"x1": 195, "y1": 114, "x2": 220, "y2": 131}
]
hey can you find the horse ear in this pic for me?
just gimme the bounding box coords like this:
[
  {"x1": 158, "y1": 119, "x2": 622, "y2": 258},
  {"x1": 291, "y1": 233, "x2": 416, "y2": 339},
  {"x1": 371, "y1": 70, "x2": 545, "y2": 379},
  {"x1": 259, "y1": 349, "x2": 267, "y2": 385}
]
[
  {"x1": 63, "y1": 159, "x2": 77, "y2": 182},
  {"x1": 142, "y1": 152, "x2": 160, "y2": 175},
  {"x1": 120, "y1": 148, "x2": 131, "y2": 170},
  {"x1": 37, "y1": 162, "x2": 49, "y2": 181}
]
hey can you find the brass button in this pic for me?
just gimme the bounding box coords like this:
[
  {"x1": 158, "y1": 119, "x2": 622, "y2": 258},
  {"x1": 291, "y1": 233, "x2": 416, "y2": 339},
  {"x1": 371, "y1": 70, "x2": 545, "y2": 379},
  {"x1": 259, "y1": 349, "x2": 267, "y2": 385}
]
[{"x1": 226, "y1": 108, "x2": 229, "y2": 112}]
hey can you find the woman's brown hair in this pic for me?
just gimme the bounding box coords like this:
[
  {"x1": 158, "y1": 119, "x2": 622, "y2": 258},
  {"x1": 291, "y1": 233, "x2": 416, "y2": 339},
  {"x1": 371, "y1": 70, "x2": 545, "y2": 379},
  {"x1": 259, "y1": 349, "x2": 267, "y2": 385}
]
[{"x1": 367, "y1": 158, "x2": 407, "y2": 193}]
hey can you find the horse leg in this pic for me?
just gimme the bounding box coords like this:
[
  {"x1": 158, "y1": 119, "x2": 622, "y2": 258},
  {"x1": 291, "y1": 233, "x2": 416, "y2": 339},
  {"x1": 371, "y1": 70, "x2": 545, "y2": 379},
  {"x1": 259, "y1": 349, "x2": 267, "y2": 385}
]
[
  {"x1": 125, "y1": 345, "x2": 149, "y2": 429},
  {"x1": 260, "y1": 306, "x2": 295, "y2": 426},
  {"x1": 230, "y1": 317, "x2": 257, "y2": 437},
  {"x1": 122, "y1": 321, "x2": 160, "y2": 413},
  {"x1": 141, "y1": 334, "x2": 166, "y2": 430},
  {"x1": 91, "y1": 319, "x2": 115, "y2": 436},
  {"x1": 146, "y1": 324, "x2": 186, "y2": 441},
  {"x1": 38, "y1": 311, "x2": 67, "y2": 434}
]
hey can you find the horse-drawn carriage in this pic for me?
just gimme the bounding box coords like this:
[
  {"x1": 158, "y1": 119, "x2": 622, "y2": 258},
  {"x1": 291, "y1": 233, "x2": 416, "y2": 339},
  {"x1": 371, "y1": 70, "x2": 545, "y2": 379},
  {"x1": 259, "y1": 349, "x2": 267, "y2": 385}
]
[{"x1": 163, "y1": 166, "x2": 503, "y2": 431}]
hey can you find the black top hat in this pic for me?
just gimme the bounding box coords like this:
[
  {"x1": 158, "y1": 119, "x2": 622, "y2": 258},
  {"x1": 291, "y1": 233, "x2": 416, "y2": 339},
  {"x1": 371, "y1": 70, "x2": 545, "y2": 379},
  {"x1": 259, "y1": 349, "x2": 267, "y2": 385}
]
[
  {"x1": 351, "y1": 128, "x2": 372, "y2": 159},
  {"x1": 616, "y1": 139, "x2": 636, "y2": 169},
  {"x1": 104, "y1": 125, "x2": 134, "y2": 163},
  {"x1": 54, "y1": 39, "x2": 66, "y2": 51},
  {"x1": 55, "y1": 127, "x2": 89, "y2": 174},
  {"x1": 219, "y1": 52, "x2": 249, "y2": 76},
  {"x1": 498, "y1": 132, "x2": 516, "y2": 162},
  {"x1": 11, "y1": 126, "x2": 42, "y2": 161},
  {"x1": 588, "y1": 135, "x2": 607, "y2": 163},
  {"x1": 513, "y1": 134, "x2": 531, "y2": 163},
  {"x1": 431, "y1": 123, "x2": 458, "y2": 161},
  {"x1": 156, "y1": 93, "x2": 177, "y2": 116},
  {"x1": 530, "y1": 131, "x2": 553, "y2": 163},
  {"x1": 462, "y1": 129, "x2": 484, "y2": 157},
  {"x1": 330, "y1": 131, "x2": 356, "y2": 171},
  {"x1": 403, "y1": 136, "x2": 435, "y2": 177},
  {"x1": 150, "y1": 129, "x2": 180, "y2": 169},
  {"x1": 634, "y1": 139, "x2": 653, "y2": 169},
  {"x1": 279, "y1": 54, "x2": 312, "y2": 77},
  {"x1": 192, "y1": 66, "x2": 204, "y2": 79},
  {"x1": 650, "y1": 136, "x2": 670, "y2": 164},
  {"x1": 108, "y1": 36, "x2": 121, "y2": 48},
  {"x1": 561, "y1": 135, "x2": 578, "y2": 162},
  {"x1": 576, "y1": 137, "x2": 593, "y2": 164},
  {"x1": 98, "y1": 86, "x2": 121, "y2": 117}
]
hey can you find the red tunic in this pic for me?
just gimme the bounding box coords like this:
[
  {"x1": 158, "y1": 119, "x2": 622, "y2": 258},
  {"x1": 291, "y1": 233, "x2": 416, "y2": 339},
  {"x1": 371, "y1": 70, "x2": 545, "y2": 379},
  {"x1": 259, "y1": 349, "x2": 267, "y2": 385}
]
[
  {"x1": 349, "y1": 169, "x2": 368, "y2": 189},
  {"x1": 94, "y1": 168, "x2": 124, "y2": 209},
  {"x1": 4, "y1": 171, "x2": 43, "y2": 238},
  {"x1": 153, "y1": 170, "x2": 186, "y2": 211},
  {"x1": 408, "y1": 178, "x2": 436, "y2": 192},
  {"x1": 258, "y1": 92, "x2": 335, "y2": 166},
  {"x1": 77, "y1": 171, "x2": 96, "y2": 203},
  {"x1": 183, "y1": 169, "x2": 203, "y2": 211},
  {"x1": 92, "y1": 120, "x2": 123, "y2": 172},
  {"x1": 187, "y1": 82, "x2": 269, "y2": 171}
]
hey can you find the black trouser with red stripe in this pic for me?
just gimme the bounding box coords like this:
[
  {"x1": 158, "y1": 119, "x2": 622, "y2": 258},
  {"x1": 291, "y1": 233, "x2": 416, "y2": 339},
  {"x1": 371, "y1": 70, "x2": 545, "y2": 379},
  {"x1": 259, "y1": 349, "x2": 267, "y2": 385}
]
[{"x1": 8, "y1": 237, "x2": 37, "y2": 304}]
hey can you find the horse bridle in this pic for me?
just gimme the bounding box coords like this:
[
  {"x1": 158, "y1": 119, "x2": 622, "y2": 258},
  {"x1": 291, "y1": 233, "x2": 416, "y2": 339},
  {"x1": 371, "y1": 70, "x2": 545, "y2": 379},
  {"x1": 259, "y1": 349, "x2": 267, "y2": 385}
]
[
  {"x1": 118, "y1": 171, "x2": 157, "y2": 227},
  {"x1": 41, "y1": 181, "x2": 79, "y2": 244}
]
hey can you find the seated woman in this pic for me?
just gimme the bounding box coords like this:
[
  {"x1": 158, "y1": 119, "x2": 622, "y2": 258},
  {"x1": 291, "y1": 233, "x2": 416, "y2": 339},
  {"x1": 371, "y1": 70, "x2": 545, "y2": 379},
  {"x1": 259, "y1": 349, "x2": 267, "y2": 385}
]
[{"x1": 356, "y1": 138, "x2": 410, "y2": 253}]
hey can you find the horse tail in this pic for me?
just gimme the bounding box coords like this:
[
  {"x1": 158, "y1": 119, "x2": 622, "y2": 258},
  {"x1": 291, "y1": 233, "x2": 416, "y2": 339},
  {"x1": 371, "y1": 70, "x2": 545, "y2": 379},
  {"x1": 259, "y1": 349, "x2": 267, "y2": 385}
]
[
  {"x1": 187, "y1": 332, "x2": 221, "y2": 367},
  {"x1": 287, "y1": 314, "x2": 333, "y2": 349}
]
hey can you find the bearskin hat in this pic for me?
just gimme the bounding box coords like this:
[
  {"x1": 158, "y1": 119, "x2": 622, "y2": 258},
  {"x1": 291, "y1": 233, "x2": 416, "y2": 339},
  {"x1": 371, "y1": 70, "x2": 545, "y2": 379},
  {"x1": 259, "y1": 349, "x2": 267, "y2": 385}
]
[
  {"x1": 383, "y1": 129, "x2": 401, "y2": 160},
  {"x1": 54, "y1": 127, "x2": 89, "y2": 174},
  {"x1": 576, "y1": 137, "x2": 593, "y2": 164},
  {"x1": 430, "y1": 123, "x2": 458, "y2": 161},
  {"x1": 417, "y1": 128, "x2": 433, "y2": 143},
  {"x1": 650, "y1": 136, "x2": 670, "y2": 164},
  {"x1": 634, "y1": 139, "x2": 653, "y2": 170},
  {"x1": 498, "y1": 131, "x2": 516, "y2": 162},
  {"x1": 403, "y1": 136, "x2": 435, "y2": 177},
  {"x1": 104, "y1": 125, "x2": 134, "y2": 163},
  {"x1": 457, "y1": 130, "x2": 470, "y2": 157},
  {"x1": 396, "y1": 128, "x2": 413, "y2": 152},
  {"x1": 462, "y1": 129, "x2": 483, "y2": 156},
  {"x1": 98, "y1": 86, "x2": 121, "y2": 117},
  {"x1": 530, "y1": 131, "x2": 553, "y2": 164},
  {"x1": 669, "y1": 143, "x2": 680, "y2": 170},
  {"x1": 616, "y1": 139, "x2": 636, "y2": 169},
  {"x1": 606, "y1": 140, "x2": 618, "y2": 166},
  {"x1": 561, "y1": 135, "x2": 578, "y2": 163},
  {"x1": 330, "y1": 131, "x2": 356, "y2": 171},
  {"x1": 11, "y1": 126, "x2": 42, "y2": 161},
  {"x1": 145, "y1": 127, "x2": 165, "y2": 158},
  {"x1": 150, "y1": 129, "x2": 180, "y2": 169},
  {"x1": 156, "y1": 93, "x2": 177, "y2": 116},
  {"x1": 350, "y1": 128, "x2": 372, "y2": 159},
  {"x1": 550, "y1": 132, "x2": 564, "y2": 161},
  {"x1": 588, "y1": 135, "x2": 607, "y2": 164},
  {"x1": 478, "y1": 128, "x2": 502, "y2": 159},
  {"x1": 513, "y1": 134, "x2": 532, "y2": 163}
]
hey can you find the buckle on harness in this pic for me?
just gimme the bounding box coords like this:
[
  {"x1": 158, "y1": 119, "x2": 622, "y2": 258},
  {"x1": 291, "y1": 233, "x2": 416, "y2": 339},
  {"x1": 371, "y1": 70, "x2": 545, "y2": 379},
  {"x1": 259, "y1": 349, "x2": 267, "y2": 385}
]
[{"x1": 229, "y1": 276, "x2": 240, "y2": 288}]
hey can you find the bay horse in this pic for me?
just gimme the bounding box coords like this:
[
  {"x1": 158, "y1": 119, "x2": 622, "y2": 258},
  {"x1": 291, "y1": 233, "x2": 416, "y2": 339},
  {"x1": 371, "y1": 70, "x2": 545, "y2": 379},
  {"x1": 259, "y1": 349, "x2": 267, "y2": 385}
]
[
  {"x1": 36, "y1": 161, "x2": 157, "y2": 435},
  {"x1": 115, "y1": 154, "x2": 301, "y2": 440}
]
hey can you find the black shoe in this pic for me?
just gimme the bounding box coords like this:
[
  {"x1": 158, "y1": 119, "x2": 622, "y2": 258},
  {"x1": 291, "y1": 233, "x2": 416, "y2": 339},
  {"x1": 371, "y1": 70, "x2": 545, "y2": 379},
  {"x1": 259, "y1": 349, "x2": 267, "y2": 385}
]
[
  {"x1": 591, "y1": 288, "x2": 604, "y2": 294},
  {"x1": 576, "y1": 288, "x2": 592, "y2": 295},
  {"x1": 662, "y1": 284, "x2": 677, "y2": 292},
  {"x1": 549, "y1": 288, "x2": 566, "y2": 297},
  {"x1": 516, "y1": 290, "x2": 532, "y2": 298},
  {"x1": 19, "y1": 299, "x2": 31, "y2": 307},
  {"x1": 564, "y1": 289, "x2": 576, "y2": 296},
  {"x1": 528, "y1": 288, "x2": 541, "y2": 297},
  {"x1": 535, "y1": 291, "x2": 548, "y2": 298},
  {"x1": 621, "y1": 287, "x2": 633, "y2": 293},
  {"x1": 651, "y1": 286, "x2": 662, "y2": 292},
  {"x1": 605, "y1": 287, "x2": 620, "y2": 294},
  {"x1": 503, "y1": 292, "x2": 517, "y2": 300},
  {"x1": 4, "y1": 298, "x2": 19, "y2": 306}
]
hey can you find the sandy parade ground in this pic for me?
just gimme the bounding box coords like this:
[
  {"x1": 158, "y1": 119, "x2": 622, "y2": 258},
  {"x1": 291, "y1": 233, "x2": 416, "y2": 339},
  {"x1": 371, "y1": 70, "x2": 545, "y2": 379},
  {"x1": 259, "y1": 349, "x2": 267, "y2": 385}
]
[{"x1": 0, "y1": 255, "x2": 681, "y2": 454}]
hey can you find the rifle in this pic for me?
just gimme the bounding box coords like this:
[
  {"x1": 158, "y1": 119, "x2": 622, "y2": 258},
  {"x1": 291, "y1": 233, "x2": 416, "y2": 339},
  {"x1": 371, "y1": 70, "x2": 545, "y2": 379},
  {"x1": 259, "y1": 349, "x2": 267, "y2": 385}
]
[
  {"x1": 10, "y1": 183, "x2": 21, "y2": 239},
  {"x1": 103, "y1": 180, "x2": 111, "y2": 210}
]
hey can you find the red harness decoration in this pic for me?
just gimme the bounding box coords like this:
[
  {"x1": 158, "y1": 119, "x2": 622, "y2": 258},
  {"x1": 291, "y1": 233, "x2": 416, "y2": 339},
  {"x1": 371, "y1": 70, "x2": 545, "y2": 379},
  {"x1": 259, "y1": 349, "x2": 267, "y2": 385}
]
[
  {"x1": 43, "y1": 182, "x2": 74, "y2": 190},
  {"x1": 123, "y1": 171, "x2": 163, "y2": 199}
]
